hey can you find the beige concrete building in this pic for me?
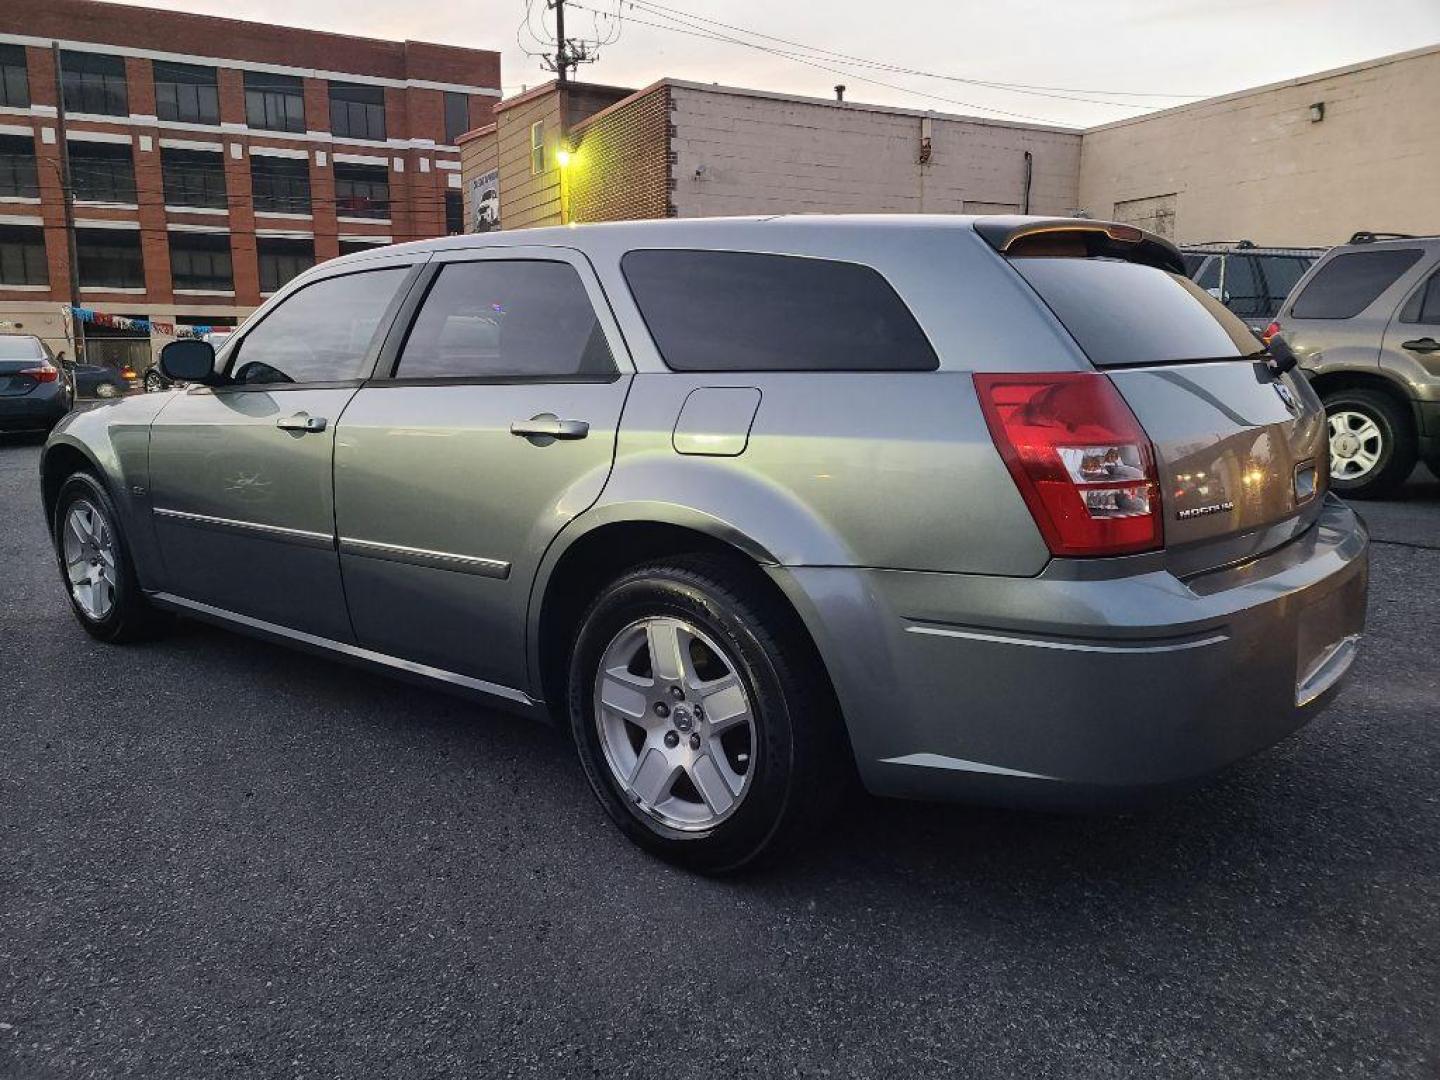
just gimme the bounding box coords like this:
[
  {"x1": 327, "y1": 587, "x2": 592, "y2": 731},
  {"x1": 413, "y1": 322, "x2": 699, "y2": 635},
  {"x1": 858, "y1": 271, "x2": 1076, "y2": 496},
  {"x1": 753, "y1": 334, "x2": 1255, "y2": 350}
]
[
  {"x1": 461, "y1": 45, "x2": 1439, "y2": 249},
  {"x1": 1079, "y1": 44, "x2": 1440, "y2": 246}
]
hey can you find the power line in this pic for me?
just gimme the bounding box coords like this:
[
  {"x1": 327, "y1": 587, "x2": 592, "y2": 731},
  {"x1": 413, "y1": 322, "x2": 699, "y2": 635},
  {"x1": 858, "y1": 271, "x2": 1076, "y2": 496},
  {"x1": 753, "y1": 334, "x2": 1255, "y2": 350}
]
[{"x1": 627, "y1": 0, "x2": 1203, "y2": 103}]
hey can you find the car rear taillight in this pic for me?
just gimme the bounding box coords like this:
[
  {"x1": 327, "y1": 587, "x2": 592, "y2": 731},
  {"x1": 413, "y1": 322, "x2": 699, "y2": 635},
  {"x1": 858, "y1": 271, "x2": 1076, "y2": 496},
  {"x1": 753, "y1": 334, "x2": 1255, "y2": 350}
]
[
  {"x1": 974, "y1": 372, "x2": 1163, "y2": 557},
  {"x1": 120, "y1": 366, "x2": 138, "y2": 381},
  {"x1": 20, "y1": 363, "x2": 59, "y2": 384},
  {"x1": 1260, "y1": 321, "x2": 1281, "y2": 345}
]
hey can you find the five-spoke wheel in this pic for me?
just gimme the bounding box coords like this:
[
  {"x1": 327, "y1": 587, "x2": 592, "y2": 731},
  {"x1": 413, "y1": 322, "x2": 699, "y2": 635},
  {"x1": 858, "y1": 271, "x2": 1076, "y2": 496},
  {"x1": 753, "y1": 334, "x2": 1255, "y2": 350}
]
[{"x1": 61, "y1": 498, "x2": 119, "y2": 621}]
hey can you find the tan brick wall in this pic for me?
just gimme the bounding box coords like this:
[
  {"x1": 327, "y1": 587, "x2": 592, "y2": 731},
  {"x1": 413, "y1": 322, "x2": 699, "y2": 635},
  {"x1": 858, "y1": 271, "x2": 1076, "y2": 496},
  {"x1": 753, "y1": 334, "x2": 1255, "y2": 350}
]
[
  {"x1": 495, "y1": 91, "x2": 563, "y2": 230},
  {"x1": 668, "y1": 84, "x2": 1081, "y2": 219},
  {"x1": 1077, "y1": 46, "x2": 1440, "y2": 245},
  {"x1": 567, "y1": 85, "x2": 671, "y2": 224}
]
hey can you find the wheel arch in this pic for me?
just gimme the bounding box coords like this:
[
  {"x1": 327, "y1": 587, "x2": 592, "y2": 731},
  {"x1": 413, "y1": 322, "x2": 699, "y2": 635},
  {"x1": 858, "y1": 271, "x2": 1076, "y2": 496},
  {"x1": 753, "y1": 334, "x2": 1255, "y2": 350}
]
[
  {"x1": 40, "y1": 438, "x2": 109, "y2": 537},
  {"x1": 527, "y1": 509, "x2": 833, "y2": 723},
  {"x1": 1306, "y1": 368, "x2": 1418, "y2": 423}
]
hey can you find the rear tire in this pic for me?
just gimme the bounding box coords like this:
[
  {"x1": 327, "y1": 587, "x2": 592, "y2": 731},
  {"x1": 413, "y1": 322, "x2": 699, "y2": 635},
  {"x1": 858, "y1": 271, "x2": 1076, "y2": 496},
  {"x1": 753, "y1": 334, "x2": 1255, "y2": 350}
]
[
  {"x1": 94, "y1": 382, "x2": 119, "y2": 399},
  {"x1": 1322, "y1": 388, "x2": 1416, "y2": 499},
  {"x1": 144, "y1": 369, "x2": 166, "y2": 393},
  {"x1": 52, "y1": 472, "x2": 168, "y2": 643},
  {"x1": 567, "y1": 554, "x2": 847, "y2": 874}
]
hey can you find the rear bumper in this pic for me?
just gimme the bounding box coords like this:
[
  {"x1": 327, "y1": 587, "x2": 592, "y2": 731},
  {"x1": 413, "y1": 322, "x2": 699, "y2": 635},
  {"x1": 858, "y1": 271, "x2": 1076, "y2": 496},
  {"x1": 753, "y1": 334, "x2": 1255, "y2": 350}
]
[
  {"x1": 0, "y1": 386, "x2": 71, "y2": 430},
  {"x1": 777, "y1": 494, "x2": 1368, "y2": 807}
]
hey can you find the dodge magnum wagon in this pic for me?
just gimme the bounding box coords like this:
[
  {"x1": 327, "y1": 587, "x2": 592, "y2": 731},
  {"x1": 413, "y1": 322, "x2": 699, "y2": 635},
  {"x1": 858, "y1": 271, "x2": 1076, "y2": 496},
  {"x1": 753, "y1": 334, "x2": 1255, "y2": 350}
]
[{"x1": 40, "y1": 216, "x2": 1369, "y2": 872}]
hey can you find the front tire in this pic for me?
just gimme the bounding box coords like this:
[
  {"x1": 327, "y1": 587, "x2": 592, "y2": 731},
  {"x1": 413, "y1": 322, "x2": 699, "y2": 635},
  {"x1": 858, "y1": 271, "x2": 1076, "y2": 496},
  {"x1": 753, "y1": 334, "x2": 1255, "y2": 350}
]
[
  {"x1": 52, "y1": 473, "x2": 167, "y2": 643},
  {"x1": 568, "y1": 554, "x2": 847, "y2": 874},
  {"x1": 1322, "y1": 388, "x2": 1416, "y2": 499},
  {"x1": 144, "y1": 370, "x2": 166, "y2": 393}
]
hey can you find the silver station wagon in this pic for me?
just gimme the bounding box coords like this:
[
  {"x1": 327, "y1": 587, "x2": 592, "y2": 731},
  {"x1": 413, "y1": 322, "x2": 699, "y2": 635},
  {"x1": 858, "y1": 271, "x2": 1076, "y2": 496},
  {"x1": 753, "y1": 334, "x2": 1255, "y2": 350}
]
[{"x1": 41, "y1": 216, "x2": 1369, "y2": 872}]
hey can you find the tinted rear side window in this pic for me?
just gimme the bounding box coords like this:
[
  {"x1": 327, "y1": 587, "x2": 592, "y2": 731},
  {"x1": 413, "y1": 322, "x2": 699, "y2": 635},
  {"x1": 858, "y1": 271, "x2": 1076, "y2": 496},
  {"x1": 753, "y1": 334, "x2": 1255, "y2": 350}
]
[
  {"x1": 621, "y1": 250, "x2": 938, "y2": 372},
  {"x1": 1010, "y1": 257, "x2": 1260, "y2": 368},
  {"x1": 1289, "y1": 249, "x2": 1423, "y2": 319}
]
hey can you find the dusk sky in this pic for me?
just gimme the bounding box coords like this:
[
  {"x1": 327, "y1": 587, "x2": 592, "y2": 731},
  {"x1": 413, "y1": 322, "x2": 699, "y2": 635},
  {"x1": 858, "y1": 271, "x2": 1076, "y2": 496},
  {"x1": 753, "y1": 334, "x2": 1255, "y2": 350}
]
[{"x1": 108, "y1": 0, "x2": 1440, "y2": 127}]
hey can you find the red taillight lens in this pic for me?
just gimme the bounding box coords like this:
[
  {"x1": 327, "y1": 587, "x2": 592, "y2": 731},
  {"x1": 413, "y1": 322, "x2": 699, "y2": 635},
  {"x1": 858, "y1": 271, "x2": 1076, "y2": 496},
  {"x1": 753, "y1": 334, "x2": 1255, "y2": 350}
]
[
  {"x1": 20, "y1": 363, "x2": 59, "y2": 384},
  {"x1": 974, "y1": 372, "x2": 1163, "y2": 557},
  {"x1": 1260, "y1": 321, "x2": 1281, "y2": 345},
  {"x1": 119, "y1": 367, "x2": 138, "y2": 380}
]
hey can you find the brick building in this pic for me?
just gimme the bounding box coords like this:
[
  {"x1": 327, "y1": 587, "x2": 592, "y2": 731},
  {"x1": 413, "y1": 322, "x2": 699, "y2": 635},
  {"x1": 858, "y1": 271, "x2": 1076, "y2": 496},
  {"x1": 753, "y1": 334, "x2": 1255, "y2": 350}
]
[
  {"x1": 458, "y1": 79, "x2": 1080, "y2": 233},
  {"x1": 0, "y1": 0, "x2": 499, "y2": 365}
]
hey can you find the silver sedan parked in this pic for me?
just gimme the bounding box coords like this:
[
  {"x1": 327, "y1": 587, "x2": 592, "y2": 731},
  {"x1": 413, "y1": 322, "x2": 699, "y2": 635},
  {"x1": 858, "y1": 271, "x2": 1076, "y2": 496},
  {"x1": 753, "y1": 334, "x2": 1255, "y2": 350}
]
[{"x1": 39, "y1": 216, "x2": 1369, "y2": 872}]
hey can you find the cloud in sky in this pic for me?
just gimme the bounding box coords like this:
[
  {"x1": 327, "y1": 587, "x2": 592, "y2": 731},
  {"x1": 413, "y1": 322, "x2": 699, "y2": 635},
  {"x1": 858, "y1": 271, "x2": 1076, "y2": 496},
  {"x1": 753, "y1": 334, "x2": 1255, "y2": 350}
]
[{"x1": 108, "y1": 0, "x2": 1440, "y2": 127}]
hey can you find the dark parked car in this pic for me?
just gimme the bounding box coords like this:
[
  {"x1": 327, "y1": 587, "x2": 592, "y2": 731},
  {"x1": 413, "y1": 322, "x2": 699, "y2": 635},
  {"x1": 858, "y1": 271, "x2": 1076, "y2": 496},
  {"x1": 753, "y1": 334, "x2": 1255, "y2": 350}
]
[
  {"x1": 0, "y1": 334, "x2": 74, "y2": 434},
  {"x1": 72, "y1": 361, "x2": 140, "y2": 399},
  {"x1": 1181, "y1": 241, "x2": 1326, "y2": 326}
]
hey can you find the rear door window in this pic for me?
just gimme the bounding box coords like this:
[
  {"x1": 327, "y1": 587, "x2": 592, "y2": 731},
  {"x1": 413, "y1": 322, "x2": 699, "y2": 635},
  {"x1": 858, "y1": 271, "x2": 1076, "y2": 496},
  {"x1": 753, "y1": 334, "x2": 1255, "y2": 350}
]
[
  {"x1": 621, "y1": 249, "x2": 938, "y2": 372},
  {"x1": 1399, "y1": 270, "x2": 1440, "y2": 325},
  {"x1": 395, "y1": 260, "x2": 614, "y2": 380},
  {"x1": 1220, "y1": 256, "x2": 1264, "y2": 318},
  {"x1": 1289, "y1": 249, "x2": 1423, "y2": 319},
  {"x1": 1009, "y1": 257, "x2": 1260, "y2": 368}
]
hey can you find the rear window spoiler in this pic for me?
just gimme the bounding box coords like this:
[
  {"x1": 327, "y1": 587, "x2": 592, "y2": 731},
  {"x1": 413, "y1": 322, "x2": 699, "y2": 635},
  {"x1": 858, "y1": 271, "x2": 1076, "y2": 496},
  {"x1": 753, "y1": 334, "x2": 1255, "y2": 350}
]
[{"x1": 973, "y1": 217, "x2": 1186, "y2": 275}]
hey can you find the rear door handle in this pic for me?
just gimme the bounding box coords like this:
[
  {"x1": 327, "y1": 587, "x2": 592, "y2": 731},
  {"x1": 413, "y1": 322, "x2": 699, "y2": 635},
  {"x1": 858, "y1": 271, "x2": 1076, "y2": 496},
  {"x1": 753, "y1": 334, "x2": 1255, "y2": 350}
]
[
  {"x1": 276, "y1": 412, "x2": 328, "y2": 433},
  {"x1": 510, "y1": 414, "x2": 590, "y2": 440},
  {"x1": 1401, "y1": 338, "x2": 1440, "y2": 354}
]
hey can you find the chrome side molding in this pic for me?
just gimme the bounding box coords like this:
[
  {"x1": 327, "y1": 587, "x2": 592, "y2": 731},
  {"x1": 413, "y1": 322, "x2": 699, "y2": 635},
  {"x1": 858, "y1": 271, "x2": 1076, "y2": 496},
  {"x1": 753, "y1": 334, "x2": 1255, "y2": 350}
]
[
  {"x1": 153, "y1": 507, "x2": 335, "y2": 550},
  {"x1": 338, "y1": 537, "x2": 511, "y2": 579}
]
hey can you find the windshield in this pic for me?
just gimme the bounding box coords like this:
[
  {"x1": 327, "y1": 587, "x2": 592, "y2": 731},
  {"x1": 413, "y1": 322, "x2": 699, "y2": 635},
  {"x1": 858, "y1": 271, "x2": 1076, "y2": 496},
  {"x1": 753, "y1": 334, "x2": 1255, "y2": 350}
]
[{"x1": 1009, "y1": 257, "x2": 1263, "y2": 368}]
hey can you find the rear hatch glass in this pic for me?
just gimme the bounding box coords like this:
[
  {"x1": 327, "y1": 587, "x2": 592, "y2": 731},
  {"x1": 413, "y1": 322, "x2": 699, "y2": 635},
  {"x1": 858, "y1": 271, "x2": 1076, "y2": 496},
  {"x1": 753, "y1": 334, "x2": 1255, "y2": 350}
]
[
  {"x1": 0, "y1": 337, "x2": 47, "y2": 397},
  {"x1": 1010, "y1": 256, "x2": 1327, "y2": 571}
]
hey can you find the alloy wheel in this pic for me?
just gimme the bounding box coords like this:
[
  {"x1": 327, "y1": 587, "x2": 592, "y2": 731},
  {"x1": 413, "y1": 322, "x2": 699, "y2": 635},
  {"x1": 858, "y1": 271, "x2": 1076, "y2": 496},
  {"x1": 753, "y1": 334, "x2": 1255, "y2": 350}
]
[
  {"x1": 62, "y1": 499, "x2": 118, "y2": 621},
  {"x1": 593, "y1": 617, "x2": 757, "y2": 831},
  {"x1": 1328, "y1": 410, "x2": 1383, "y2": 481}
]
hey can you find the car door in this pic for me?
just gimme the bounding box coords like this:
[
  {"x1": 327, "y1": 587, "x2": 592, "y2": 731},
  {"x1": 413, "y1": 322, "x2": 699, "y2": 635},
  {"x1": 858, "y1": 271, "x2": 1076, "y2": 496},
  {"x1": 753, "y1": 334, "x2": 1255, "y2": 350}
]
[
  {"x1": 1383, "y1": 261, "x2": 1440, "y2": 394},
  {"x1": 147, "y1": 258, "x2": 423, "y2": 640},
  {"x1": 332, "y1": 246, "x2": 632, "y2": 692}
]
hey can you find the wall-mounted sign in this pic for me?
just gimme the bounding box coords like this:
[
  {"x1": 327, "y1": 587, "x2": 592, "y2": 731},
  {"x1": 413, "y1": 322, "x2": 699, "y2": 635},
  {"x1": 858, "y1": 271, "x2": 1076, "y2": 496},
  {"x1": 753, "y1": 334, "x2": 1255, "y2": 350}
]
[{"x1": 471, "y1": 168, "x2": 500, "y2": 233}]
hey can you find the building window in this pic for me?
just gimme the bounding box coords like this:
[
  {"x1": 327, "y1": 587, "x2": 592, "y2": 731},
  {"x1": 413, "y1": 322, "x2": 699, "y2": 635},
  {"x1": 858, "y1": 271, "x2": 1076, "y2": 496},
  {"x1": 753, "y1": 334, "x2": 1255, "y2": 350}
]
[
  {"x1": 161, "y1": 148, "x2": 227, "y2": 209},
  {"x1": 0, "y1": 134, "x2": 39, "y2": 199},
  {"x1": 444, "y1": 92, "x2": 470, "y2": 144},
  {"x1": 168, "y1": 231, "x2": 233, "y2": 292},
  {"x1": 334, "y1": 162, "x2": 389, "y2": 219},
  {"x1": 530, "y1": 120, "x2": 544, "y2": 174},
  {"x1": 0, "y1": 224, "x2": 48, "y2": 286},
  {"x1": 153, "y1": 61, "x2": 219, "y2": 125},
  {"x1": 250, "y1": 155, "x2": 311, "y2": 214},
  {"x1": 339, "y1": 239, "x2": 387, "y2": 257},
  {"x1": 60, "y1": 51, "x2": 128, "y2": 117},
  {"x1": 69, "y1": 141, "x2": 137, "y2": 204},
  {"x1": 257, "y1": 237, "x2": 314, "y2": 293},
  {"x1": 445, "y1": 190, "x2": 463, "y2": 235},
  {"x1": 245, "y1": 71, "x2": 306, "y2": 133},
  {"x1": 0, "y1": 44, "x2": 29, "y2": 109},
  {"x1": 329, "y1": 82, "x2": 386, "y2": 141},
  {"x1": 76, "y1": 229, "x2": 144, "y2": 289}
]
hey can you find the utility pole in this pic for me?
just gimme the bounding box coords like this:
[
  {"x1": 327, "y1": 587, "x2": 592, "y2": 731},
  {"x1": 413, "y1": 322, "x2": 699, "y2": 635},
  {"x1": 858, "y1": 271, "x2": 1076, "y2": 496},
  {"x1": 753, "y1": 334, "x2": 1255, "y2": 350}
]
[
  {"x1": 553, "y1": 0, "x2": 568, "y2": 83},
  {"x1": 50, "y1": 41, "x2": 84, "y2": 363}
]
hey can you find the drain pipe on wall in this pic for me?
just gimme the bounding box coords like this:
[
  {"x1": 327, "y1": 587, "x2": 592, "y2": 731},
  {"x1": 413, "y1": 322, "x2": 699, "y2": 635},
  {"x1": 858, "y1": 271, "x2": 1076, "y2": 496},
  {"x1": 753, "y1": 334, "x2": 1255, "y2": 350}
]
[{"x1": 1022, "y1": 150, "x2": 1033, "y2": 214}]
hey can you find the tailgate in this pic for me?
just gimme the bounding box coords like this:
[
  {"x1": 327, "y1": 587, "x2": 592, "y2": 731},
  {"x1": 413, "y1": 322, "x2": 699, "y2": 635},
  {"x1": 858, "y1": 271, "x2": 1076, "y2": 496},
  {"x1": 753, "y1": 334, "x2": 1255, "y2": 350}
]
[
  {"x1": 1006, "y1": 247, "x2": 1327, "y2": 573},
  {"x1": 1108, "y1": 362, "x2": 1326, "y2": 567}
]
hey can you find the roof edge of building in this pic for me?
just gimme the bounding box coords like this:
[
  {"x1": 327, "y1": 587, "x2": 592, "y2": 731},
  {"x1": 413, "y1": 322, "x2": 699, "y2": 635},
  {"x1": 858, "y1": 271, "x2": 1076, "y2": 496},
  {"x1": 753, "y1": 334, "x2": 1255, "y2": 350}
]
[{"x1": 1084, "y1": 41, "x2": 1440, "y2": 134}]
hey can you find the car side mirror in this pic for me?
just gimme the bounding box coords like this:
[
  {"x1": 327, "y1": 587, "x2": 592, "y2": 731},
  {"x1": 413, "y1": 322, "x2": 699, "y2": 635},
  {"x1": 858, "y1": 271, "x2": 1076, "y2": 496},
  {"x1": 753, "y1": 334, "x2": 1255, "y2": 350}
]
[{"x1": 159, "y1": 339, "x2": 219, "y2": 384}]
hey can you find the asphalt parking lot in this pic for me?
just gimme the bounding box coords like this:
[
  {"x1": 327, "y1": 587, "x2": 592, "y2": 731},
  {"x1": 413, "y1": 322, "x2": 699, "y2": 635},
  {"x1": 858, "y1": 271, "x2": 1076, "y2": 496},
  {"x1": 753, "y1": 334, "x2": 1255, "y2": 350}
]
[{"x1": 1, "y1": 434, "x2": 1437, "y2": 1080}]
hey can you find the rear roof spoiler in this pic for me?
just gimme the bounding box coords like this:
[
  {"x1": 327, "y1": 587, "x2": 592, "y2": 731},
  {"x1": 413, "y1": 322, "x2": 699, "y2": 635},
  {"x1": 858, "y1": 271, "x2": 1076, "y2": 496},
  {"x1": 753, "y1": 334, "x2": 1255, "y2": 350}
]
[{"x1": 972, "y1": 217, "x2": 1186, "y2": 275}]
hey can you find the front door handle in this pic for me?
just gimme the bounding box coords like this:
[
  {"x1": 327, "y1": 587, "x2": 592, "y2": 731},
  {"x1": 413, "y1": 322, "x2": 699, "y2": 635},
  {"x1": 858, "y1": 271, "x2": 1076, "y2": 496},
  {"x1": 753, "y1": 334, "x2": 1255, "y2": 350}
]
[
  {"x1": 276, "y1": 412, "x2": 328, "y2": 433},
  {"x1": 1401, "y1": 337, "x2": 1440, "y2": 354},
  {"x1": 509, "y1": 414, "x2": 590, "y2": 441}
]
